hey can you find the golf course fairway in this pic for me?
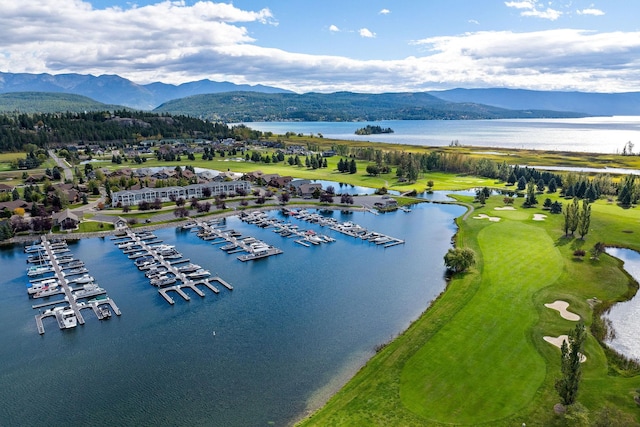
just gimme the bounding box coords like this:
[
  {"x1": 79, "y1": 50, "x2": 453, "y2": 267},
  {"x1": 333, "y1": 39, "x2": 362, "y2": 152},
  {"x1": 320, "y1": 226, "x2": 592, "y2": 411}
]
[
  {"x1": 299, "y1": 195, "x2": 640, "y2": 426},
  {"x1": 400, "y1": 221, "x2": 562, "y2": 423}
]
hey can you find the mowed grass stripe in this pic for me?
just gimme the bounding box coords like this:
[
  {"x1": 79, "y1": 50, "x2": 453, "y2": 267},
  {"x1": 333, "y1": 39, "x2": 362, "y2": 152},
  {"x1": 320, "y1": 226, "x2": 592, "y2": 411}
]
[{"x1": 400, "y1": 221, "x2": 563, "y2": 424}]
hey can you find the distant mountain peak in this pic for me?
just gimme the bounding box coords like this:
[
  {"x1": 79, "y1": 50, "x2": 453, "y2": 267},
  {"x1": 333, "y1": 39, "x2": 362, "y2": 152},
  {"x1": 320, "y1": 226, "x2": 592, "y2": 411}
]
[{"x1": 0, "y1": 72, "x2": 292, "y2": 110}]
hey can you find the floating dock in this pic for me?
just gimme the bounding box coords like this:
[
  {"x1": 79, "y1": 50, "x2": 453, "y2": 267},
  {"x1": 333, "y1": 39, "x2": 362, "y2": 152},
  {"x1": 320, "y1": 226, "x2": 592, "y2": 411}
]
[
  {"x1": 193, "y1": 219, "x2": 283, "y2": 262},
  {"x1": 116, "y1": 228, "x2": 232, "y2": 305},
  {"x1": 31, "y1": 237, "x2": 121, "y2": 335}
]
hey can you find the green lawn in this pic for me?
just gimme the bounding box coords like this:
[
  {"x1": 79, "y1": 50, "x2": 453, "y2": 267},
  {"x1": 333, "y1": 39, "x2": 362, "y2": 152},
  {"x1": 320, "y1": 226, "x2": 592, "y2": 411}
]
[
  {"x1": 299, "y1": 195, "x2": 640, "y2": 426},
  {"x1": 74, "y1": 221, "x2": 114, "y2": 233}
]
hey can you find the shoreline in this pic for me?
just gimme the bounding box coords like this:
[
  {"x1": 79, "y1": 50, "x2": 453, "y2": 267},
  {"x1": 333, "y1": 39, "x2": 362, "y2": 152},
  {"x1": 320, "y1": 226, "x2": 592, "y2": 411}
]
[{"x1": 2, "y1": 202, "x2": 372, "y2": 246}]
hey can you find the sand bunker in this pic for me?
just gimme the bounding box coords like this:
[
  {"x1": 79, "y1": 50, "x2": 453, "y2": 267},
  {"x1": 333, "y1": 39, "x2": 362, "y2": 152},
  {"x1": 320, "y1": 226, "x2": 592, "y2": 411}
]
[
  {"x1": 543, "y1": 335, "x2": 587, "y2": 362},
  {"x1": 494, "y1": 206, "x2": 516, "y2": 211},
  {"x1": 473, "y1": 214, "x2": 501, "y2": 222},
  {"x1": 533, "y1": 214, "x2": 547, "y2": 221},
  {"x1": 545, "y1": 300, "x2": 580, "y2": 321}
]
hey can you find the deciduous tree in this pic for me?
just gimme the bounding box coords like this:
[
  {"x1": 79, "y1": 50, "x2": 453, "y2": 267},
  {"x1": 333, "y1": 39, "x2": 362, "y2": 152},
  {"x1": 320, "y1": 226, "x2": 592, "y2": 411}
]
[{"x1": 444, "y1": 247, "x2": 475, "y2": 273}]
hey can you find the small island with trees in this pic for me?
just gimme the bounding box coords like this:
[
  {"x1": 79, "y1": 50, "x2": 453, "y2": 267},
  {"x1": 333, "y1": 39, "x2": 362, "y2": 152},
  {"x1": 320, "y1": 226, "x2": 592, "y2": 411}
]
[{"x1": 355, "y1": 125, "x2": 394, "y2": 135}]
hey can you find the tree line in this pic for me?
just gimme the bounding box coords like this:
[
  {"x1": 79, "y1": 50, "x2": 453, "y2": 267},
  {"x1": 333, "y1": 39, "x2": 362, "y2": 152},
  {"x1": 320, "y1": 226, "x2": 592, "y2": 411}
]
[{"x1": 0, "y1": 111, "x2": 245, "y2": 152}]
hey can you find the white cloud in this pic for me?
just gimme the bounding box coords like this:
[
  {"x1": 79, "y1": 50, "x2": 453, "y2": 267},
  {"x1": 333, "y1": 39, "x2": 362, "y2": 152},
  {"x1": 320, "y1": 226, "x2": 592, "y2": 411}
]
[
  {"x1": 359, "y1": 28, "x2": 376, "y2": 38},
  {"x1": 504, "y1": 1, "x2": 535, "y2": 10},
  {"x1": 379, "y1": 9, "x2": 390, "y2": 15},
  {"x1": 329, "y1": 24, "x2": 340, "y2": 32},
  {"x1": 505, "y1": 0, "x2": 562, "y2": 20},
  {"x1": 0, "y1": 1, "x2": 638, "y2": 94},
  {"x1": 522, "y1": 7, "x2": 562, "y2": 20},
  {"x1": 577, "y1": 8, "x2": 605, "y2": 16},
  {"x1": 468, "y1": 19, "x2": 480, "y2": 25}
]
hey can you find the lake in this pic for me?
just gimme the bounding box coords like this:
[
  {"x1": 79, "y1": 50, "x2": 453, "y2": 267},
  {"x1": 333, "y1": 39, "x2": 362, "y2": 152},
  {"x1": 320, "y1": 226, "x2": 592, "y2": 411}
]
[
  {"x1": 242, "y1": 116, "x2": 640, "y2": 154},
  {"x1": 0, "y1": 203, "x2": 464, "y2": 426},
  {"x1": 604, "y1": 247, "x2": 640, "y2": 361}
]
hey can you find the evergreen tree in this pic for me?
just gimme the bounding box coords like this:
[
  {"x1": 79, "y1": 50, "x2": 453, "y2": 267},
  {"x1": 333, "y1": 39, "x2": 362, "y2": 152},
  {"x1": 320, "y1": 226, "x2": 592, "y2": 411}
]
[
  {"x1": 550, "y1": 201, "x2": 563, "y2": 214},
  {"x1": 584, "y1": 183, "x2": 597, "y2": 202},
  {"x1": 548, "y1": 178, "x2": 557, "y2": 193},
  {"x1": 537, "y1": 178, "x2": 546, "y2": 192},
  {"x1": 11, "y1": 188, "x2": 19, "y2": 201},
  {"x1": 617, "y1": 175, "x2": 635, "y2": 207},
  {"x1": 349, "y1": 159, "x2": 357, "y2": 174},
  {"x1": 517, "y1": 176, "x2": 527, "y2": 191},
  {"x1": 555, "y1": 322, "x2": 586, "y2": 406}
]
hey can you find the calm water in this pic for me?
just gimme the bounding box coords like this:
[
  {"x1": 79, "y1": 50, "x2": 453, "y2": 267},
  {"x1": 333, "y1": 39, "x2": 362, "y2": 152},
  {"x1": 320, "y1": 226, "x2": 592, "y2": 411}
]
[
  {"x1": 243, "y1": 116, "x2": 640, "y2": 154},
  {"x1": 0, "y1": 203, "x2": 464, "y2": 426},
  {"x1": 604, "y1": 248, "x2": 640, "y2": 361}
]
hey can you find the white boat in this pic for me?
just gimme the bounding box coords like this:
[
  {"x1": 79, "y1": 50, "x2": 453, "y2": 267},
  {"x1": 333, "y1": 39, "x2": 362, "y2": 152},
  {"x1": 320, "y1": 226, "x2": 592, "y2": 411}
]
[
  {"x1": 24, "y1": 243, "x2": 44, "y2": 253},
  {"x1": 177, "y1": 263, "x2": 201, "y2": 273},
  {"x1": 305, "y1": 234, "x2": 324, "y2": 244},
  {"x1": 64, "y1": 267, "x2": 88, "y2": 276},
  {"x1": 61, "y1": 260, "x2": 84, "y2": 269},
  {"x1": 27, "y1": 279, "x2": 59, "y2": 294},
  {"x1": 61, "y1": 308, "x2": 77, "y2": 329},
  {"x1": 150, "y1": 276, "x2": 177, "y2": 287},
  {"x1": 73, "y1": 283, "x2": 105, "y2": 299},
  {"x1": 117, "y1": 242, "x2": 137, "y2": 249},
  {"x1": 27, "y1": 265, "x2": 53, "y2": 277},
  {"x1": 145, "y1": 266, "x2": 168, "y2": 278},
  {"x1": 34, "y1": 285, "x2": 61, "y2": 298},
  {"x1": 186, "y1": 269, "x2": 210, "y2": 279},
  {"x1": 68, "y1": 274, "x2": 94, "y2": 284}
]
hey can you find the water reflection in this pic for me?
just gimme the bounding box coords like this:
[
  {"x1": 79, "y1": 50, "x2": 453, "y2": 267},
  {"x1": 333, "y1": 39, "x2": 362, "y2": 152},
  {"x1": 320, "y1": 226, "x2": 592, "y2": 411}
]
[{"x1": 604, "y1": 247, "x2": 640, "y2": 361}]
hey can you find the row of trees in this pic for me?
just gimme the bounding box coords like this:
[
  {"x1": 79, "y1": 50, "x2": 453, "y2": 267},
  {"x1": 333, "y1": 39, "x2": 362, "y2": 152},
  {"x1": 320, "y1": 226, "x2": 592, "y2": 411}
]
[
  {"x1": 563, "y1": 198, "x2": 592, "y2": 238},
  {"x1": 336, "y1": 158, "x2": 357, "y2": 174}
]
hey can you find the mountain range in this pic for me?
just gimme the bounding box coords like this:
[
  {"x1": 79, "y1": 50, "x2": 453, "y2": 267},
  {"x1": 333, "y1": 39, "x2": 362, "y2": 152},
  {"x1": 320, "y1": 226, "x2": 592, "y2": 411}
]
[
  {"x1": 1, "y1": 71, "x2": 640, "y2": 118},
  {"x1": 0, "y1": 72, "x2": 291, "y2": 111},
  {"x1": 151, "y1": 91, "x2": 586, "y2": 122}
]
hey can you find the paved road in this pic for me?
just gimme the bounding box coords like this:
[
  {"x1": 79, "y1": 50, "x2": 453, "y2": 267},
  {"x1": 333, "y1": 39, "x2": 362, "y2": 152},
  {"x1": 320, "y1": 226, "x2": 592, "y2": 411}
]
[{"x1": 48, "y1": 149, "x2": 73, "y2": 181}]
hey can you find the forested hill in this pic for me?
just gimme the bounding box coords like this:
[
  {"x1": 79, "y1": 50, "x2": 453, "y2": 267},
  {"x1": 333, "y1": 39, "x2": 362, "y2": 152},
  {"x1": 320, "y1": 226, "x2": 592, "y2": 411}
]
[
  {"x1": 153, "y1": 91, "x2": 588, "y2": 122},
  {"x1": 0, "y1": 111, "x2": 250, "y2": 152},
  {"x1": 0, "y1": 92, "x2": 126, "y2": 113}
]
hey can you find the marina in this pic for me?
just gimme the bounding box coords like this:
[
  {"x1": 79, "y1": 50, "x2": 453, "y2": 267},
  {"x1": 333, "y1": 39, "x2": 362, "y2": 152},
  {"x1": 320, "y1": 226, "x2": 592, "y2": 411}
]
[
  {"x1": 26, "y1": 237, "x2": 121, "y2": 334},
  {"x1": 113, "y1": 228, "x2": 232, "y2": 304},
  {"x1": 283, "y1": 208, "x2": 405, "y2": 248},
  {"x1": 192, "y1": 218, "x2": 284, "y2": 261}
]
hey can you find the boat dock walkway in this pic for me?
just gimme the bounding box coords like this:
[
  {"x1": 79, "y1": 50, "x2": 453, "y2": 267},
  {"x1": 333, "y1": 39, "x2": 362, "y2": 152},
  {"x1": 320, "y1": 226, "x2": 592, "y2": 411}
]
[
  {"x1": 35, "y1": 297, "x2": 121, "y2": 334},
  {"x1": 194, "y1": 219, "x2": 283, "y2": 262},
  {"x1": 290, "y1": 209, "x2": 405, "y2": 248},
  {"x1": 157, "y1": 277, "x2": 229, "y2": 305},
  {"x1": 116, "y1": 229, "x2": 232, "y2": 305},
  {"x1": 33, "y1": 236, "x2": 121, "y2": 334}
]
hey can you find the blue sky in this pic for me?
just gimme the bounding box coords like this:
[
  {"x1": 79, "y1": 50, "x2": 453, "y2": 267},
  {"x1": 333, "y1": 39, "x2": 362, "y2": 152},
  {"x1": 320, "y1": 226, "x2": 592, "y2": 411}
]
[{"x1": 1, "y1": 0, "x2": 639, "y2": 93}]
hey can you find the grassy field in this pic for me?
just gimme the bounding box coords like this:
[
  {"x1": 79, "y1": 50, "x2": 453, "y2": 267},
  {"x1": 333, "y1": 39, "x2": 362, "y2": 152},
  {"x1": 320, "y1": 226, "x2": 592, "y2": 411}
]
[{"x1": 298, "y1": 194, "x2": 640, "y2": 426}]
